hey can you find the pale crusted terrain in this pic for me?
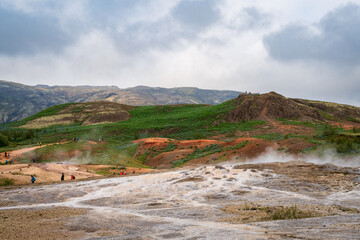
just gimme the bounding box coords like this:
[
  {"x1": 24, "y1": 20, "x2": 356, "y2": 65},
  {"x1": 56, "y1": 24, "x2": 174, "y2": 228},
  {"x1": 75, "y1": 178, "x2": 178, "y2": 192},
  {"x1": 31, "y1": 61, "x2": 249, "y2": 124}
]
[{"x1": 0, "y1": 161, "x2": 359, "y2": 239}]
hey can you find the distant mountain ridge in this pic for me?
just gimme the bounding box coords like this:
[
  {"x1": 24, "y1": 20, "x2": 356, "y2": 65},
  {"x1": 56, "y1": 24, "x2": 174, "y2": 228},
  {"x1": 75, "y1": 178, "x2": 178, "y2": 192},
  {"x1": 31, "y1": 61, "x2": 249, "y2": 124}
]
[{"x1": 0, "y1": 80, "x2": 242, "y2": 123}]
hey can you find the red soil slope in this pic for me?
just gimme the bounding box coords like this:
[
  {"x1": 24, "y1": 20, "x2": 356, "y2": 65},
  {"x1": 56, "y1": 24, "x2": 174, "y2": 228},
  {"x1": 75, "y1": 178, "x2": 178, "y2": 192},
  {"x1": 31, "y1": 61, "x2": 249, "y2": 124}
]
[{"x1": 133, "y1": 137, "x2": 315, "y2": 169}]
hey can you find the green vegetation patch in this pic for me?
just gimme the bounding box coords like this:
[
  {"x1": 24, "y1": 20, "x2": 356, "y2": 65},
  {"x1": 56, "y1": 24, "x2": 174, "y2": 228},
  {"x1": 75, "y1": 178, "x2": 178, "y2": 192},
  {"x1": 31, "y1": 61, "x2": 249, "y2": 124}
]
[
  {"x1": 0, "y1": 178, "x2": 15, "y2": 186},
  {"x1": 104, "y1": 100, "x2": 265, "y2": 141},
  {"x1": 1, "y1": 128, "x2": 36, "y2": 144},
  {"x1": 71, "y1": 106, "x2": 85, "y2": 113},
  {"x1": 347, "y1": 117, "x2": 360, "y2": 123},
  {"x1": 163, "y1": 141, "x2": 178, "y2": 152},
  {"x1": 94, "y1": 166, "x2": 128, "y2": 176},
  {"x1": 315, "y1": 125, "x2": 360, "y2": 154},
  {"x1": 0, "y1": 134, "x2": 9, "y2": 147},
  {"x1": 255, "y1": 133, "x2": 284, "y2": 141},
  {"x1": 317, "y1": 110, "x2": 339, "y2": 121}
]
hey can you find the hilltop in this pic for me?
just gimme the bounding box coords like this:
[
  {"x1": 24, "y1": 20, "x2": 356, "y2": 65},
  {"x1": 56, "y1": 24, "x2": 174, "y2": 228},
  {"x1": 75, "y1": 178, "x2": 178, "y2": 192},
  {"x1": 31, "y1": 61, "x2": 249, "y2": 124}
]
[
  {"x1": 0, "y1": 80, "x2": 241, "y2": 124},
  {"x1": 226, "y1": 92, "x2": 360, "y2": 122}
]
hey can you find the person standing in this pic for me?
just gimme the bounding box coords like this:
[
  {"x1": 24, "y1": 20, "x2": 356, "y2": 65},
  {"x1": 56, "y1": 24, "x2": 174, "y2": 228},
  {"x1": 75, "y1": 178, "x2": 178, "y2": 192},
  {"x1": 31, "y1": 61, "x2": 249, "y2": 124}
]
[
  {"x1": 61, "y1": 173, "x2": 64, "y2": 181},
  {"x1": 31, "y1": 175, "x2": 36, "y2": 184}
]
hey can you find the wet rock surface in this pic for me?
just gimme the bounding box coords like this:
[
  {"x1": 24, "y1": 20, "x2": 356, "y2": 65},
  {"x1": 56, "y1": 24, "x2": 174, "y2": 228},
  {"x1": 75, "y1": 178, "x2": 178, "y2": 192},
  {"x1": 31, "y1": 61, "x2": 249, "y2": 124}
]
[{"x1": 0, "y1": 161, "x2": 359, "y2": 239}]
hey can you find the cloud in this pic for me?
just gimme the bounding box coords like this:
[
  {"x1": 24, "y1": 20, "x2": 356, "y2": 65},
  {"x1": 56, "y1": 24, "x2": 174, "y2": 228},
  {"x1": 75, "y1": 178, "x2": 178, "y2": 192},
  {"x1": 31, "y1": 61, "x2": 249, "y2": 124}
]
[
  {"x1": 263, "y1": 2, "x2": 360, "y2": 65},
  {"x1": 0, "y1": 0, "x2": 359, "y2": 107},
  {"x1": 241, "y1": 7, "x2": 272, "y2": 29},
  {"x1": 172, "y1": 0, "x2": 219, "y2": 30},
  {"x1": 0, "y1": 7, "x2": 73, "y2": 55},
  {"x1": 219, "y1": 6, "x2": 272, "y2": 31}
]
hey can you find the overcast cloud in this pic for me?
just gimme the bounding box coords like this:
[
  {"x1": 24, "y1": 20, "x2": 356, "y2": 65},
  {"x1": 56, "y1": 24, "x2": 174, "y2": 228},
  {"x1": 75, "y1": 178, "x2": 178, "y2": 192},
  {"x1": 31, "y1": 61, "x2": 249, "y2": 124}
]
[{"x1": 0, "y1": 0, "x2": 359, "y2": 106}]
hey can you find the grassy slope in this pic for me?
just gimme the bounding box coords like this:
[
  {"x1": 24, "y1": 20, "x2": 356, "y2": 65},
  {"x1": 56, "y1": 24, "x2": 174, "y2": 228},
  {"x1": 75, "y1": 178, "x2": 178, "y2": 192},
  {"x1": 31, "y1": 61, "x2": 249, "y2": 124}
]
[
  {"x1": 18, "y1": 100, "x2": 264, "y2": 144},
  {"x1": 111, "y1": 101, "x2": 265, "y2": 140}
]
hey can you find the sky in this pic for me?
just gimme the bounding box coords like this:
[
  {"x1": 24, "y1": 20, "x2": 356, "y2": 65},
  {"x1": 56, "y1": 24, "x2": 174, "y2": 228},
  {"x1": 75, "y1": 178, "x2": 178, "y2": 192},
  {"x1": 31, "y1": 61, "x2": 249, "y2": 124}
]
[{"x1": 0, "y1": 0, "x2": 359, "y2": 106}]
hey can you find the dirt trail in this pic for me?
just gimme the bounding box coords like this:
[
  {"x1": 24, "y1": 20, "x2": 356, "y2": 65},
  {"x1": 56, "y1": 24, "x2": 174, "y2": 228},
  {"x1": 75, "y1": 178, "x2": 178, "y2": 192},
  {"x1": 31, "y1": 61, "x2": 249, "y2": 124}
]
[
  {"x1": 0, "y1": 140, "x2": 157, "y2": 185},
  {"x1": 1, "y1": 141, "x2": 72, "y2": 163},
  {"x1": 0, "y1": 141, "x2": 98, "y2": 184}
]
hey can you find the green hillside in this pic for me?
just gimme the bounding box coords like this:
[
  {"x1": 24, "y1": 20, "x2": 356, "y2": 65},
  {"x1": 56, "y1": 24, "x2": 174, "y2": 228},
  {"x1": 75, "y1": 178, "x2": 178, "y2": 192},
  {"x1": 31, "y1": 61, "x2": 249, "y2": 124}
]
[
  {"x1": 5, "y1": 99, "x2": 264, "y2": 143},
  {"x1": 1, "y1": 92, "x2": 360, "y2": 168}
]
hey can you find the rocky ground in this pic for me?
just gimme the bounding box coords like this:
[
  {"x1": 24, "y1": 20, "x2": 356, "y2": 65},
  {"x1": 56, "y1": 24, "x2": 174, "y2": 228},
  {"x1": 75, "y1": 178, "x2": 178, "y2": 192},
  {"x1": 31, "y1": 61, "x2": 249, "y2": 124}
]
[{"x1": 0, "y1": 160, "x2": 360, "y2": 239}]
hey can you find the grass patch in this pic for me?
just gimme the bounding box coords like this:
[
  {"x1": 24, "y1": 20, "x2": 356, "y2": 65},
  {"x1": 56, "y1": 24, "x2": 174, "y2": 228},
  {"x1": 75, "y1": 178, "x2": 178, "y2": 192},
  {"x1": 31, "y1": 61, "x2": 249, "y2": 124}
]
[
  {"x1": 255, "y1": 133, "x2": 284, "y2": 141},
  {"x1": 222, "y1": 204, "x2": 315, "y2": 223},
  {"x1": 221, "y1": 203, "x2": 355, "y2": 224},
  {"x1": 317, "y1": 110, "x2": 339, "y2": 121},
  {"x1": 71, "y1": 106, "x2": 85, "y2": 113},
  {"x1": 315, "y1": 125, "x2": 360, "y2": 154},
  {"x1": 94, "y1": 168, "x2": 112, "y2": 176},
  {"x1": 267, "y1": 205, "x2": 312, "y2": 220},
  {"x1": 0, "y1": 178, "x2": 15, "y2": 186}
]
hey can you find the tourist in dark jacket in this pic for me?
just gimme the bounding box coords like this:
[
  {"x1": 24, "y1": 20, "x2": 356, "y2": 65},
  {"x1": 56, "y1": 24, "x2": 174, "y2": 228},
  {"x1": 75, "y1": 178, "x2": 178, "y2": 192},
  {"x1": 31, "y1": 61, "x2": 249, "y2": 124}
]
[{"x1": 31, "y1": 175, "x2": 36, "y2": 183}]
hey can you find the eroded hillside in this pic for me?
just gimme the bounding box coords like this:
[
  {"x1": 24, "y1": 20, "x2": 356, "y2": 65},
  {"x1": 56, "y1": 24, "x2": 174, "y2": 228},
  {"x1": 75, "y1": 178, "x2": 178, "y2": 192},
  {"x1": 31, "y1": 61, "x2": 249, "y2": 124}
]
[
  {"x1": 226, "y1": 92, "x2": 360, "y2": 123},
  {"x1": 19, "y1": 102, "x2": 135, "y2": 128}
]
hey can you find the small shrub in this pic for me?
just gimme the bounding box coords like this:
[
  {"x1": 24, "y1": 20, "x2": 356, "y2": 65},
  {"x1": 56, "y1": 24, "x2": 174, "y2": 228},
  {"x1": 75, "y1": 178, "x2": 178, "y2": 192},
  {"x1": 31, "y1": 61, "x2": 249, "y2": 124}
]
[
  {"x1": 321, "y1": 125, "x2": 337, "y2": 139},
  {"x1": 163, "y1": 142, "x2": 178, "y2": 152},
  {"x1": 268, "y1": 205, "x2": 313, "y2": 221},
  {"x1": 347, "y1": 117, "x2": 360, "y2": 123},
  {"x1": 335, "y1": 136, "x2": 358, "y2": 153},
  {"x1": 336, "y1": 140, "x2": 354, "y2": 153}
]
